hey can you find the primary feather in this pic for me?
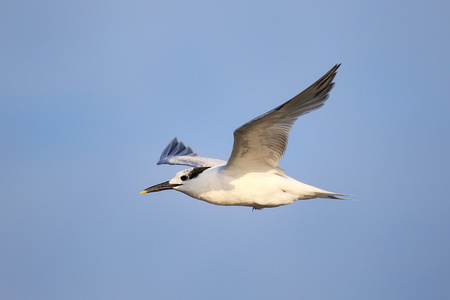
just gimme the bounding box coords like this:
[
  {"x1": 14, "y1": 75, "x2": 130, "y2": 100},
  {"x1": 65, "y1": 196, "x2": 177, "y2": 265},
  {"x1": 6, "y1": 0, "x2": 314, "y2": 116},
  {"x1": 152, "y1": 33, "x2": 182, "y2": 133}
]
[{"x1": 157, "y1": 137, "x2": 226, "y2": 168}]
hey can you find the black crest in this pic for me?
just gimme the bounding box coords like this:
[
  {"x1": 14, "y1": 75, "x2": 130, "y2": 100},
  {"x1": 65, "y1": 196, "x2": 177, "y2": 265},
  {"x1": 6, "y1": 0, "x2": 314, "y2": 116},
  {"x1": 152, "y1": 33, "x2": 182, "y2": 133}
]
[{"x1": 180, "y1": 167, "x2": 210, "y2": 181}]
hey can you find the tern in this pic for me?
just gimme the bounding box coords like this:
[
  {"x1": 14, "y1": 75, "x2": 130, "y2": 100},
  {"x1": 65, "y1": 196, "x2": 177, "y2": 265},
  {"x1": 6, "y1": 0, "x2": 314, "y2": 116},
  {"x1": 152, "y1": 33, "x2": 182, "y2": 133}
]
[{"x1": 140, "y1": 64, "x2": 346, "y2": 209}]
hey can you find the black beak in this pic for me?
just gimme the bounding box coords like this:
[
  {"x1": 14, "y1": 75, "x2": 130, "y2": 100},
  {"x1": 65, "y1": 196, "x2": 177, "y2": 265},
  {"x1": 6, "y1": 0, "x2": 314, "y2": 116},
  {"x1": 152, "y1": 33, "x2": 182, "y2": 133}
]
[{"x1": 139, "y1": 181, "x2": 181, "y2": 194}]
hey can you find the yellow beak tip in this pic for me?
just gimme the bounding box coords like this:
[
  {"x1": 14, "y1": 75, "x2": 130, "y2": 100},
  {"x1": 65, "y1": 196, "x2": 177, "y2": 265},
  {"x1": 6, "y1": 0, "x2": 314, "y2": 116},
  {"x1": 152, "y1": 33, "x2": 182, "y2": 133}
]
[{"x1": 139, "y1": 190, "x2": 148, "y2": 194}]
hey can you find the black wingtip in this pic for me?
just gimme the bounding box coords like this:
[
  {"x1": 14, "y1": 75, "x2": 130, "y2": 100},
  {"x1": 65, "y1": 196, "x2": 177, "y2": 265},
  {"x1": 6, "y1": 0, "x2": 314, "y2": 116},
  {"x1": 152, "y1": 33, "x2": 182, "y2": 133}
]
[{"x1": 329, "y1": 63, "x2": 341, "y2": 74}]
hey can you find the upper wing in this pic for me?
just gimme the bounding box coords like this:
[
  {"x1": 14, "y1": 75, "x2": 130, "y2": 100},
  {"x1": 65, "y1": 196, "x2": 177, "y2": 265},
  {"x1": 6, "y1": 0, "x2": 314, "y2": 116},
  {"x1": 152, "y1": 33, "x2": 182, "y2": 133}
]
[
  {"x1": 225, "y1": 64, "x2": 340, "y2": 172},
  {"x1": 157, "y1": 137, "x2": 226, "y2": 168}
]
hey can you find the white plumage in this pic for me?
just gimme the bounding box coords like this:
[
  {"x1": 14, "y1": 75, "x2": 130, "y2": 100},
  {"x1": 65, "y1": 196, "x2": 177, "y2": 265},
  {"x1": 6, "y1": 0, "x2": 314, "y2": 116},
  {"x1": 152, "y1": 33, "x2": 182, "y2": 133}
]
[{"x1": 140, "y1": 64, "x2": 346, "y2": 209}]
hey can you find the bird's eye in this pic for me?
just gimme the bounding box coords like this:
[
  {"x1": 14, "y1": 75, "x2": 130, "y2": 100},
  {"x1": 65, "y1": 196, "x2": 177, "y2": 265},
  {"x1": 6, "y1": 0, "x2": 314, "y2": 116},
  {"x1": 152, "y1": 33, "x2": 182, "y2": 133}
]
[{"x1": 180, "y1": 175, "x2": 188, "y2": 181}]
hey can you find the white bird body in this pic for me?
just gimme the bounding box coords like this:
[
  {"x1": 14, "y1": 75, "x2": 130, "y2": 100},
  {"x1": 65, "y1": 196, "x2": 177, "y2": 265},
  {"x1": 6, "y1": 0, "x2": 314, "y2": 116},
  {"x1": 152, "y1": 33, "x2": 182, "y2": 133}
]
[
  {"x1": 172, "y1": 166, "x2": 337, "y2": 208},
  {"x1": 140, "y1": 64, "x2": 346, "y2": 209}
]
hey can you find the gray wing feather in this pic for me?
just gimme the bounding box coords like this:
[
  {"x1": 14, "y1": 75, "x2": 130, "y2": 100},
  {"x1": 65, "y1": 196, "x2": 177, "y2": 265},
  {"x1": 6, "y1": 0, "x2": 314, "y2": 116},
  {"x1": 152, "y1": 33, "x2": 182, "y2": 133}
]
[
  {"x1": 225, "y1": 64, "x2": 340, "y2": 171},
  {"x1": 157, "y1": 137, "x2": 226, "y2": 167}
]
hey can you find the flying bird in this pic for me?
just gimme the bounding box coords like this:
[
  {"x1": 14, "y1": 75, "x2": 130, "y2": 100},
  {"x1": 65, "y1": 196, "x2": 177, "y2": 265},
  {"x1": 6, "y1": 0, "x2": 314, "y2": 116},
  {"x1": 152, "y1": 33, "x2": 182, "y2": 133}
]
[{"x1": 140, "y1": 64, "x2": 346, "y2": 209}]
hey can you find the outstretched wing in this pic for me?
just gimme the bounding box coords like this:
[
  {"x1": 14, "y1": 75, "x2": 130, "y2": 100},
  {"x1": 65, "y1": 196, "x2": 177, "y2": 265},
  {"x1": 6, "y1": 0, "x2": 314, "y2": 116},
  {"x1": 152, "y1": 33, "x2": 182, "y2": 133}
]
[
  {"x1": 157, "y1": 137, "x2": 226, "y2": 168},
  {"x1": 225, "y1": 64, "x2": 340, "y2": 172}
]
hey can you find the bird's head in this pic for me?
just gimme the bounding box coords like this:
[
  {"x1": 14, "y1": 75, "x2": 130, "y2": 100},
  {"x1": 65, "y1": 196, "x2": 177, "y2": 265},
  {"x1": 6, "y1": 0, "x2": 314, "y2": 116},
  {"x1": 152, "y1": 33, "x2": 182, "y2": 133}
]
[{"x1": 140, "y1": 166, "x2": 211, "y2": 194}]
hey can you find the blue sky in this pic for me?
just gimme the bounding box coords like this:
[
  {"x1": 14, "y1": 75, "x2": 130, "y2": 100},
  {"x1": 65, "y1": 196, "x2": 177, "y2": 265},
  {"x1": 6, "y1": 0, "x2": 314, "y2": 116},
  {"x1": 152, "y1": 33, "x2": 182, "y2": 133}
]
[{"x1": 1, "y1": 1, "x2": 449, "y2": 299}]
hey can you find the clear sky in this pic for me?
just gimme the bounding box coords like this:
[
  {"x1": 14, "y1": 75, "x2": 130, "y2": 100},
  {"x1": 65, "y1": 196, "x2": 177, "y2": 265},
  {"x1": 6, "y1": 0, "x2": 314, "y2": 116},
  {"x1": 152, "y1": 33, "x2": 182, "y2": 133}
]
[{"x1": 1, "y1": 1, "x2": 449, "y2": 299}]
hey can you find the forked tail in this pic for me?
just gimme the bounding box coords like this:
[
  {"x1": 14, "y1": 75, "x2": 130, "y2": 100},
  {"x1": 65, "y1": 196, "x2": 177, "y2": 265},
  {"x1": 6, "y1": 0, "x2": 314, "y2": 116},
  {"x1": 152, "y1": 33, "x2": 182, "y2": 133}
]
[{"x1": 323, "y1": 193, "x2": 353, "y2": 200}]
